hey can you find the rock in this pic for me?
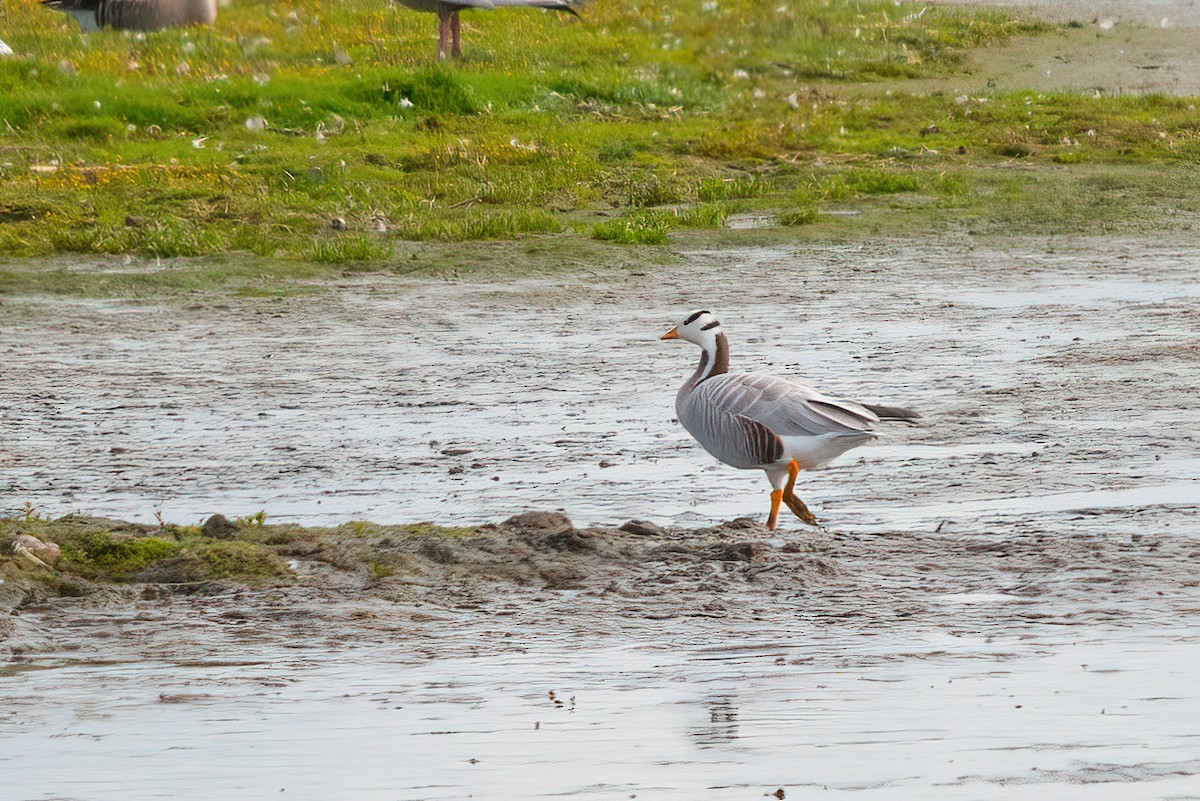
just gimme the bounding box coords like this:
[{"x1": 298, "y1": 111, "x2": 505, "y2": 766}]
[
  {"x1": 719, "y1": 517, "x2": 763, "y2": 531},
  {"x1": 124, "y1": 215, "x2": 148, "y2": 228},
  {"x1": 55, "y1": 514, "x2": 153, "y2": 533},
  {"x1": 201, "y1": 514, "x2": 238, "y2": 539},
  {"x1": 330, "y1": 217, "x2": 347, "y2": 231},
  {"x1": 619, "y1": 520, "x2": 663, "y2": 537},
  {"x1": 538, "y1": 529, "x2": 595, "y2": 553},
  {"x1": 8, "y1": 535, "x2": 62, "y2": 568},
  {"x1": 708, "y1": 542, "x2": 765, "y2": 562},
  {"x1": 502, "y1": 511, "x2": 572, "y2": 531}
]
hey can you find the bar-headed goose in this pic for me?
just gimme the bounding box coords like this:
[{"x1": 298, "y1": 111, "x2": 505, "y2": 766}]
[
  {"x1": 393, "y1": 0, "x2": 580, "y2": 60},
  {"x1": 662, "y1": 310, "x2": 918, "y2": 530},
  {"x1": 42, "y1": 0, "x2": 216, "y2": 31}
]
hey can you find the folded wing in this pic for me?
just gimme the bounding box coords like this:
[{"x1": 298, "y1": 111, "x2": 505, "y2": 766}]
[{"x1": 677, "y1": 372, "x2": 878, "y2": 469}]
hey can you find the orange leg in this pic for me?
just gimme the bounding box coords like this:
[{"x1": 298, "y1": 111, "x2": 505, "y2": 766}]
[
  {"x1": 767, "y1": 489, "x2": 783, "y2": 530},
  {"x1": 783, "y1": 459, "x2": 819, "y2": 526}
]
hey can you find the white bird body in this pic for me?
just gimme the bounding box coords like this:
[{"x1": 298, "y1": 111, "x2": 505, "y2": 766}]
[{"x1": 662, "y1": 310, "x2": 917, "y2": 528}]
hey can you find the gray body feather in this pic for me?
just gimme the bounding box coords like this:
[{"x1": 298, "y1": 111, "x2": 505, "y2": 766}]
[
  {"x1": 677, "y1": 371, "x2": 880, "y2": 470},
  {"x1": 43, "y1": 0, "x2": 216, "y2": 30}
]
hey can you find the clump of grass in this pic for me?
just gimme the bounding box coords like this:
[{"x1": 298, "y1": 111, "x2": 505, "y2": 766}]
[
  {"x1": 818, "y1": 169, "x2": 923, "y2": 200},
  {"x1": 670, "y1": 204, "x2": 729, "y2": 229},
  {"x1": 393, "y1": 209, "x2": 562, "y2": 241},
  {"x1": 367, "y1": 562, "x2": 396, "y2": 580},
  {"x1": 55, "y1": 530, "x2": 182, "y2": 581},
  {"x1": 167, "y1": 540, "x2": 292, "y2": 583},
  {"x1": 619, "y1": 173, "x2": 687, "y2": 208},
  {"x1": 779, "y1": 206, "x2": 818, "y2": 226},
  {"x1": 697, "y1": 175, "x2": 768, "y2": 202},
  {"x1": 592, "y1": 215, "x2": 670, "y2": 245},
  {"x1": 308, "y1": 235, "x2": 392, "y2": 263},
  {"x1": 591, "y1": 203, "x2": 729, "y2": 243}
]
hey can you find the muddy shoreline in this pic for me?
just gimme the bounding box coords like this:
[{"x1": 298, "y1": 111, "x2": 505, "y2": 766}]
[
  {"x1": 5, "y1": 503, "x2": 1198, "y2": 655},
  {"x1": 4, "y1": 235, "x2": 1200, "y2": 797}
]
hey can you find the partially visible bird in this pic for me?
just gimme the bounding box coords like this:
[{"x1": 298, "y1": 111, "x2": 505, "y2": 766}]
[
  {"x1": 392, "y1": 0, "x2": 580, "y2": 60},
  {"x1": 42, "y1": 0, "x2": 216, "y2": 31},
  {"x1": 661, "y1": 310, "x2": 919, "y2": 530}
]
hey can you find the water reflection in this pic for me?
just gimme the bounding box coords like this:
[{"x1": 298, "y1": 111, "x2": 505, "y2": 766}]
[{"x1": 692, "y1": 694, "x2": 739, "y2": 746}]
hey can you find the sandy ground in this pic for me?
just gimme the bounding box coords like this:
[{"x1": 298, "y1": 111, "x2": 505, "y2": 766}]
[{"x1": 3, "y1": 234, "x2": 1200, "y2": 797}]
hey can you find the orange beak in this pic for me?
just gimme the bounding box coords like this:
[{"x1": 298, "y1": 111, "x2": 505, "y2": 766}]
[{"x1": 660, "y1": 327, "x2": 679, "y2": 340}]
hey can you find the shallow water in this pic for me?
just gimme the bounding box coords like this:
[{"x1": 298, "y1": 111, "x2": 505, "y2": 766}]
[
  {"x1": 4, "y1": 238, "x2": 1200, "y2": 798},
  {"x1": 3, "y1": 614, "x2": 1200, "y2": 801},
  {"x1": 3, "y1": 239, "x2": 1199, "y2": 539}
]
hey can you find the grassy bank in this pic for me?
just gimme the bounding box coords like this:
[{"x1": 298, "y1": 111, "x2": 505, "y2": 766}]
[
  {"x1": 0, "y1": 0, "x2": 1198, "y2": 292},
  {"x1": 0, "y1": 512, "x2": 480, "y2": 605}
]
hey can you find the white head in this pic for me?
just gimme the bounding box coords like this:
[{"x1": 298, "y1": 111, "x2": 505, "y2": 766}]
[{"x1": 660, "y1": 309, "x2": 724, "y2": 345}]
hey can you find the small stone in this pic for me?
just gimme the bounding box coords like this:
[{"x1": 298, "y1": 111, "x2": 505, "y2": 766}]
[
  {"x1": 9, "y1": 534, "x2": 62, "y2": 567},
  {"x1": 503, "y1": 511, "x2": 572, "y2": 530},
  {"x1": 330, "y1": 217, "x2": 347, "y2": 231},
  {"x1": 245, "y1": 116, "x2": 266, "y2": 132},
  {"x1": 125, "y1": 215, "x2": 147, "y2": 228},
  {"x1": 201, "y1": 514, "x2": 238, "y2": 539},
  {"x1": 619, "y1": 520, "x2": 663, "y2": 537}
]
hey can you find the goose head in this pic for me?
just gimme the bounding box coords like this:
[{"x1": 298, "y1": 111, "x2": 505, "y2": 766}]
[{"x1": 660, "y1": 309, "x2": 723, "y2": 345}]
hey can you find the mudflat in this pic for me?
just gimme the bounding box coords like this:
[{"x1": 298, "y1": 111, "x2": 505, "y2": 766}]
[{"x1": 3, "y1": 234, "x2": 1199, "y2": 797}]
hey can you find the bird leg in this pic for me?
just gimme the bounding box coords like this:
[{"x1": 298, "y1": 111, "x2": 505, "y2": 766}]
[
  {"x1": 450, "y1": 11, "x2": 462, "y2": 59},
  {"x1": 767, "y1": 489, "x2": 783, "y2": 531},
  {"x1": 437, "y1": 8, "x2": 451, "y2": 59},
  {"x1": 783, "y1": 459, "x2": 820, "y2": 526}
]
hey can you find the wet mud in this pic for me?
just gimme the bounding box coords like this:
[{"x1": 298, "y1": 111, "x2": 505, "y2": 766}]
[
  {"x1": 3, "y1": 502, "x2": 1200, "y2": 800},
  {"x1": 3, "y1": 234, "x2": 1200, "y2": 798},
  {"x1": 937, "y1": 0, "x2": 1200, "y2": 97}
]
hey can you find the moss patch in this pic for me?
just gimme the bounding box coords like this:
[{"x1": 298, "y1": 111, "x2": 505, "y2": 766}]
[{"x1": 140, "y1": 540, "x2": 292, "y2": 584}]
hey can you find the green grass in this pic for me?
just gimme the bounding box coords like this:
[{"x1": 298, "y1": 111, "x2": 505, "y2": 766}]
[
  {"x1": 0, "y1": 0, "x2": 1047, "y2": 266},
  {"x1": 0, "y1": 0, "x2": 1197, "y2": 291},
  {"x1": 0, "y1": 514, "x2": 483, "y2": 594}
]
